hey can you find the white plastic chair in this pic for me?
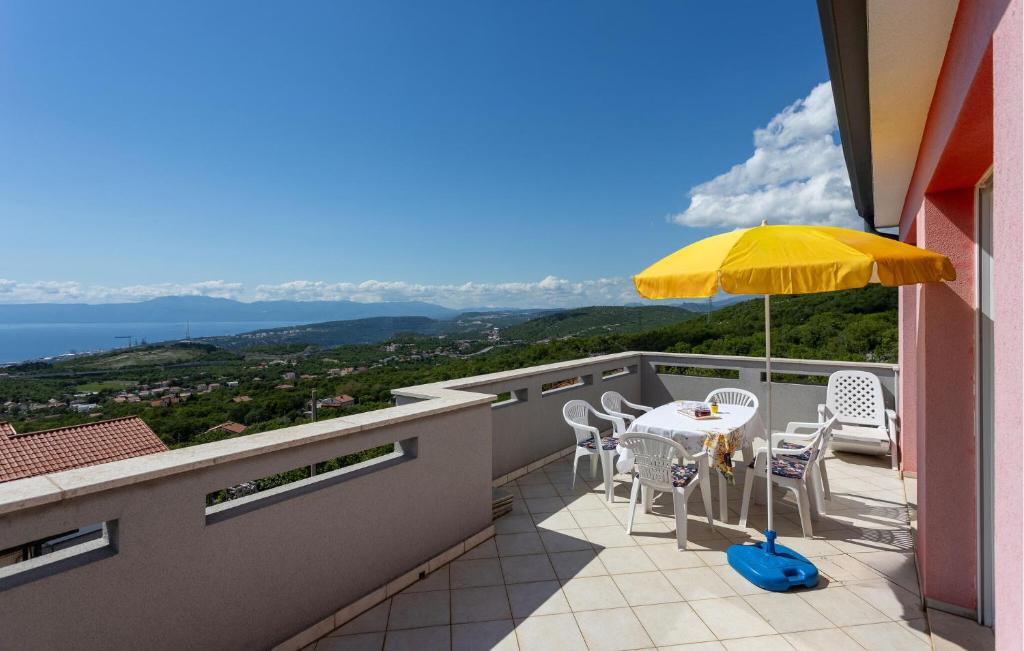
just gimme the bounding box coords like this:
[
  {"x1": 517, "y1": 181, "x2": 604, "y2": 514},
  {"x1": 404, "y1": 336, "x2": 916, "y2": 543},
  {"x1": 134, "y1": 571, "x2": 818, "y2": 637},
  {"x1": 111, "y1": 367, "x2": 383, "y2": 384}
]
[
  {"x1": 600, "y1": 391, "x2": 652, "y2": 432},
  {"x1": 563, "y1": 400, "x2": 625, "y2": 502},
  {"x1": 703, "y1": 388, "x2": 762, "y2": 523},
  {"x1": 619, "y1": 432, "x2": 714, "y2": 550},
  {"x1": 817, "y1": 371, "x2": 899, "y2": 469},
  {"x1": 739, "y1": 417, "x2": 837, "y2": 537},
  {"x1": 776, "y1": 420, "x2": 835, "y2": 506}
]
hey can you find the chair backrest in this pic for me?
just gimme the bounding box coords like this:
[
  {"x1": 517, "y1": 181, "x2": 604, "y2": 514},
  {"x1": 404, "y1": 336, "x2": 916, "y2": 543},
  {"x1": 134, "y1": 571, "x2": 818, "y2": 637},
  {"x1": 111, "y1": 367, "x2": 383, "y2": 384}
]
[
  {"x1": 704, "y1": 388, "x2": 758, "y2": 409},
  {"x1": 705, "y1": 388, "x2": 763, "y2": 441},
  {"x1": 618, "y1": 433, "x2": 689, "y2": 492},
  {"x1": 563, "y1": 399, "x2": 597, "y2": 445},
  {"x1": 600, "y1": 391, "x2": 625, "y2": 414},
  {"x1": 826, "y1": 371, "x2": 885, "y2": 427}
]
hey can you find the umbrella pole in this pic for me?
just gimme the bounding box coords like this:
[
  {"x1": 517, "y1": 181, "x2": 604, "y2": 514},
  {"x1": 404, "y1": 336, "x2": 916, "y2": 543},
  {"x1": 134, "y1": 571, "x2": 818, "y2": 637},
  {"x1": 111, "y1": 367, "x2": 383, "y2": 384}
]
[{"x1": 764, "y1": 294, "x2": 776, "y2": 554}]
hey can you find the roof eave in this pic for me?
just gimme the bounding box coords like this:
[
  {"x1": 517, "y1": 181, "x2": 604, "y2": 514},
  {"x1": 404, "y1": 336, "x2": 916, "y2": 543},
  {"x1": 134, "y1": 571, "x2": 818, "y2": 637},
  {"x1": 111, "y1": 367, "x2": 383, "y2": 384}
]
[{"x1": 817, "y1": 0, "x2": 875, "y2": 230}]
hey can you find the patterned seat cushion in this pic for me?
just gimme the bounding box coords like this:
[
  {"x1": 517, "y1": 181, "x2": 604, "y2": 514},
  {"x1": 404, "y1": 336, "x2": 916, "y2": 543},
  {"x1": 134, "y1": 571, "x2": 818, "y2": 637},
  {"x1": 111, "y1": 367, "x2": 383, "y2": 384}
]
[
  {"x1": 748, "y1": 456, "x2": 808, "y2": 479},
  {"x1": 670, "y1": 463, "x2": 698, "y2": 487},
  {"x1": 579, "y1": 436, "x2": 619, "y2": 451},
  {"x1": 777, "y1": 440, "x2": 812, "y2": 462}
]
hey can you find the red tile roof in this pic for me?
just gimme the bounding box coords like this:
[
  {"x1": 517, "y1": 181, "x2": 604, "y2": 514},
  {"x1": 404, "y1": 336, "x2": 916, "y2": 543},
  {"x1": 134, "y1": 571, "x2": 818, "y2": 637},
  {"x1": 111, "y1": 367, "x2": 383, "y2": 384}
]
[
  {"x1": 205, "y1": 421, "x2": 247, "y2": 435},
  {"x1": 0, "y1": 416, "x2": 168, "y2": 484}
]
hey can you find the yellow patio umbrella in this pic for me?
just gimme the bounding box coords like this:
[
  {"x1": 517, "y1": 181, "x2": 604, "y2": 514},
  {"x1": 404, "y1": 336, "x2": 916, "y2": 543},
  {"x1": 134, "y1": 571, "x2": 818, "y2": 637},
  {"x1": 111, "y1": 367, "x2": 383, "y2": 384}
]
[{"x1": 633, "y1": 222, "x2": 955, "y2": 591}]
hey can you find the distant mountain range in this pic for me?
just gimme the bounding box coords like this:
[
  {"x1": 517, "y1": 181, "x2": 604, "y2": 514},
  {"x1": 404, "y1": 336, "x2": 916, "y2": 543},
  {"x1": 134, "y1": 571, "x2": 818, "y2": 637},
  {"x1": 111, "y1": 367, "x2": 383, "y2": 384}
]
[
  {"x1": 0, "y1": 296, "x2": 460, "y2": 324},
  {"x1": 0, "y1": 295, "x2": 756, "y2": 326}
]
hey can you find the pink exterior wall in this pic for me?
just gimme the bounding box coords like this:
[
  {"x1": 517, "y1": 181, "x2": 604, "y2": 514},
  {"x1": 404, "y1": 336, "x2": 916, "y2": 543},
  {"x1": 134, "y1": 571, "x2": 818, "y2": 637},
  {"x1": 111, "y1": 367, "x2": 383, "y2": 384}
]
[
  {"x1": 896, "y1": 0, "x2": 1022, "y2": 624},
  {"x1": 898, "y1": 286, "x2": 919, "y2": 474},
  {"x1": 914, "y1": 191, "x2": 978, "y2": 611},
  {"x1": 992, "y1": 0, "x2": 1023, "y2": 645}
]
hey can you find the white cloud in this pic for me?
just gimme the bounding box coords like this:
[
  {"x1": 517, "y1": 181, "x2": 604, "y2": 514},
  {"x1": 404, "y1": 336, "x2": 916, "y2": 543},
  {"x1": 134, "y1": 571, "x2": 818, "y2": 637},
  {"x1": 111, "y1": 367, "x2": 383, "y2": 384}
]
[
  {"x1": 0, "y1": 279, "x2": 244, "y2": 304},
  {"x1": 251, "y1": 276, "x2": 638, "y2": 308},
  {"x1": 671, "y1": 82, "x2": 860, "y2": 229},
  {"x1": 0, "y1": 276, "x2": 641, "y2": 309}
]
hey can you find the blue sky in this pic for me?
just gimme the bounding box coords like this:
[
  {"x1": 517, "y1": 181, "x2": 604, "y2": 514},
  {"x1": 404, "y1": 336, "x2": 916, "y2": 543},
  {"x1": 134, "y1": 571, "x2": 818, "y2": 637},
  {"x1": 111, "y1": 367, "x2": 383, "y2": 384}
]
[{"x1": 0, "y1": 1, "x2": 854, "y2": 308}]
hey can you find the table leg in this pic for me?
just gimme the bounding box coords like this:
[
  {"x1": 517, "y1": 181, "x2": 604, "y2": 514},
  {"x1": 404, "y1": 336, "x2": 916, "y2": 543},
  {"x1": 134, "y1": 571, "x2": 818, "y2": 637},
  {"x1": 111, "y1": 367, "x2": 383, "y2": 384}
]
[
  {"x1": 718, "y1": 473, "x2": 728, "y2": 524},
  {"x1": 602, "y1": 451, "x2": 614, "y2": 503}
]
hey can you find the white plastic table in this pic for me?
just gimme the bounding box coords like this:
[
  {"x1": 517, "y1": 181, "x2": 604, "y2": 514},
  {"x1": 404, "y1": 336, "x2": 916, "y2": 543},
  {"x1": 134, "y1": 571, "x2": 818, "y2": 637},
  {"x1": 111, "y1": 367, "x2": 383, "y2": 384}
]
[{"x1": 616, "y1": 401, "x2": 756, "y2": 523}]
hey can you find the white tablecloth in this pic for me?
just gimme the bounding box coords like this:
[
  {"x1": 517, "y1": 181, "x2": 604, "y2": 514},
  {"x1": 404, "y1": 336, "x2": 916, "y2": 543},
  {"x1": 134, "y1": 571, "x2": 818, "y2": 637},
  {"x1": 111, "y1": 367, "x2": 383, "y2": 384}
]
[{"x1": 616, "y1": 402, "x2": 757, "y2": 473}]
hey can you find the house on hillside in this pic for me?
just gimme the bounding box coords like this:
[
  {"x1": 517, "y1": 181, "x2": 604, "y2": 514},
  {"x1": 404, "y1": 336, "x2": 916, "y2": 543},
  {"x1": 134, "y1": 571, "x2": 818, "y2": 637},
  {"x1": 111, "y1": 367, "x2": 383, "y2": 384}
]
[
  {"x1": 316, "y1": 395, "x2": 355, "y2": 409},
  {"x1": 204, "y1": 421, "x2": 247, "y2": 437},
  {"x1": 0, "y1": 416, "x2": 168, "y2": 567},
  {"x1": 0, "y1": 416, "x2": 167, "y2": 484}
]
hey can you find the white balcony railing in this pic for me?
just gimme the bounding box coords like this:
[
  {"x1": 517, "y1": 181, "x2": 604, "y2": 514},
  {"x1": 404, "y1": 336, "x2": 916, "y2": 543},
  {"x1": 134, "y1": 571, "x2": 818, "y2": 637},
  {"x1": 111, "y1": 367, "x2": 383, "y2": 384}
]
[{"x1": 0, "y1": 352, "x2": 898, "y2": 650}]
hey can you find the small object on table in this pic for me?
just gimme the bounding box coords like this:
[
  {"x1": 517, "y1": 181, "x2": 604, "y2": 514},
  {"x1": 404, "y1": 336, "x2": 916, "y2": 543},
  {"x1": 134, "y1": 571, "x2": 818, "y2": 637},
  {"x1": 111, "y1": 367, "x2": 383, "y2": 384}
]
[
  {"x1": 679, "y1": 402, "x2": 716, "y2": 419},
  {"x1": 710, "y1": 398, "x2": 719, "y2": 414}
]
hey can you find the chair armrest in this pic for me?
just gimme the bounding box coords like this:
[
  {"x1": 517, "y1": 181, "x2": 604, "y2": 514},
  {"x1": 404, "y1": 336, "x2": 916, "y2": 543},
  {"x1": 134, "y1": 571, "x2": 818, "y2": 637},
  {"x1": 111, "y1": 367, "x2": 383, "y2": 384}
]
[
  {"x1": 604, "y1": 408, "x2": 635, "y2": 423},
  {"x1": 785, "y1": 421, "x2": 820, "y2": 434},
  {"x1": 772, "y1": 444, "x2": 812, "y2": 456},
  {"x1": 591, "y1": 410, "x2": 628, "y2": 435},
  {"x1": 817, "y1": 403, "x2": 833, "y2": 422},
  {"x1": 885, "y1": 409, "x2": 898, "y2": 428},
  {"x1": 885, "y1": 409, "x2": 899, "y2": 442},
  {"x1": 772, "y1": 431, "x2": 817, "y2": 445},
  {"x1": 574, "y1": 424, "x2": 600, "y2": 438},
  {"x1": 623, "y1": 399, "x2": 652, "y2": 412},
  {"x1": 693, "y1": 451, "x2": 710, "y2": 470}
]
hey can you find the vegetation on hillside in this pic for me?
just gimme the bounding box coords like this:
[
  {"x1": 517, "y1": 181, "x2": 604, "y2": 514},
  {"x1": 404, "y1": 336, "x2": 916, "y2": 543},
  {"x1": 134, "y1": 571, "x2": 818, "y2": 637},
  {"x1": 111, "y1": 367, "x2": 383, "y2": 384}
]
[
  {"x1": 501, "y1": 305, "x2": 698, "y2": 342},
  {"x1": 0, "y1": 287, "x2": 897, "y2": 448}
]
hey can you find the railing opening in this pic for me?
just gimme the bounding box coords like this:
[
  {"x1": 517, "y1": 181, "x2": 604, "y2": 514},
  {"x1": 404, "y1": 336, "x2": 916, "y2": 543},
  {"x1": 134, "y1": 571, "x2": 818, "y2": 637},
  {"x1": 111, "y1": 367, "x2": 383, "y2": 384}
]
[
  {"x1": 761, "y1": 372, "x2": 828, "y2": 385},
  {"x1": 655, "y1": 365, "x2": 740, "y2": 380},
  {"x1": 541, "y1": 375, "x2": 592, "y2": 395},
  {"x1": 492, "y1": 388, "x2": 527, "y2": 408},
  {"x1": 0, "y1": 520, "x2": 117, "y2": 591},
  {"x1": 205, "y1": 438, "x2": 417, "y2": 524},
  {"x1": 601, "y1": 366, "x2": 634, "y2": 380}
]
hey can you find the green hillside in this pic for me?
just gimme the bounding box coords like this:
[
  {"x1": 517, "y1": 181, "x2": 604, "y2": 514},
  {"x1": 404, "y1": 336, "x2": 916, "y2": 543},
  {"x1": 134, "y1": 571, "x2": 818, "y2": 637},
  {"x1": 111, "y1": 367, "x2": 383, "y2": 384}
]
[
  {"x1": 200, "y1": 316, "x2": 444, "y2": 349},
  {"x1": 628, "y1": 284, "x2": 898, "y2": 363},
  {"x1": 502, "y1": 306, "x2": 699, "y2": 342}
]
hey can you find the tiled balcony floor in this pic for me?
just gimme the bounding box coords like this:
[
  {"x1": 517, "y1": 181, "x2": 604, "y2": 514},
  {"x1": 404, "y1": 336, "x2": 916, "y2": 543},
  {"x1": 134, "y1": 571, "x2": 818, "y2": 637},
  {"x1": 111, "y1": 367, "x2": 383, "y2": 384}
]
[{"x1": 315, "y1": 451, "x2": 924, "y2": 650}]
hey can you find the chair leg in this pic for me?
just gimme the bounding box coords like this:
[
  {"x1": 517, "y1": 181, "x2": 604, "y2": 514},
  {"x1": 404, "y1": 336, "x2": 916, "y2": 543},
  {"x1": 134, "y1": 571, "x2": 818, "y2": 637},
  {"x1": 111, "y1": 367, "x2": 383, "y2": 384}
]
[
  {"x1": 739, "y1": 467, "x2": 756, "y2": 528},
  {"x1": 810, "y1": 465, "x2": 827, "y2": 518},
  {"x1": 642, "y1": 485, "x2": 652, "y2": 514},
  {"x1": 742, "y1": 443, "x2": 754, "y2": 465},
  {"x1": 796, "y1": 484, "x2": 814, "y2": 537},
  {"x1": 818, "y1": 457, "x2": 831, "y2": 501},
  {"x1": 699, "y1": 469, "x2": 714, "y2": 527},
  {"x1": 590, "y1": 453, "x2": 599, "y2": 480},
  {"x1": 625, "y1": 477, "x2": 641, "y2": 534},
  {"x1": 572, "y1": 453, "x2": 579, "y2": 489},
  {"x1": 601, "y1": 450, "x2": 614, "y2": 503},
  {"x1": 717, "y1": 473, "x2": 728, "y2": 524},
  {"x1": 672, "y1": 488, "x2": 688, "y2": 551}
]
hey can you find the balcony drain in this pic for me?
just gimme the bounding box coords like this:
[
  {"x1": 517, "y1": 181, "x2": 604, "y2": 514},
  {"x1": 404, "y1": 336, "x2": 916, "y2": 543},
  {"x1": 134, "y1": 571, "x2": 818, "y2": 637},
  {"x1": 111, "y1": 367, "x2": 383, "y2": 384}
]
[{"x1": 492, "y1": 488, "x2": 514, "y2": 520}]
